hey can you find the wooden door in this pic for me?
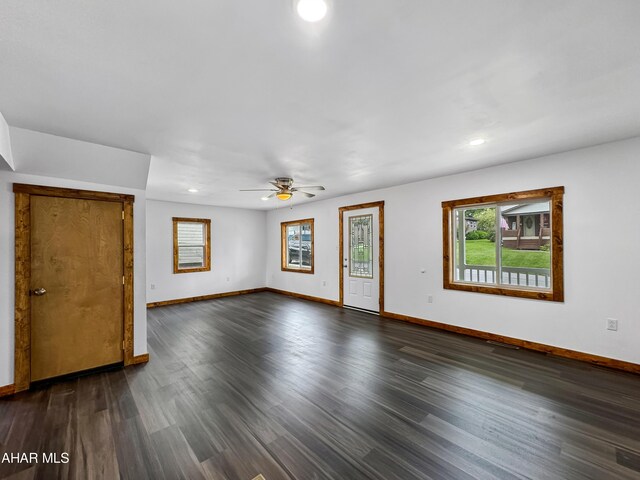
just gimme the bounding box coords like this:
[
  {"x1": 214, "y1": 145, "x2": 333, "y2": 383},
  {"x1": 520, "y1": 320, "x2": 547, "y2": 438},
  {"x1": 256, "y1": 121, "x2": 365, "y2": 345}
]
[
  {"x1": 523, "y1": 215, "x2": 535, "y2": 236},
  {"x1": 342, "y1": 207, "x2": 380, "y2": 312},
  {"x1": 30, "y1": 196, "x2": 124, "y2": 381}
]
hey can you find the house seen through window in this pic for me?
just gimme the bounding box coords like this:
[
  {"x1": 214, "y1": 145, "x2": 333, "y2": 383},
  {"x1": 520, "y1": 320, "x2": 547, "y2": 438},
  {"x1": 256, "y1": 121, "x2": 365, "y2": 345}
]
[{"x1": 443, "y1": 187, "x2": 564, "y2": 301}]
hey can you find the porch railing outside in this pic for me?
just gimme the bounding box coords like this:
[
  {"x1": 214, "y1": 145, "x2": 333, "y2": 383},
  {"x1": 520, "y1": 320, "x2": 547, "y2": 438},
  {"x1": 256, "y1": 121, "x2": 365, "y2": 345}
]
[{"x1": 456, "y1": 265, "x2": 551, "y2": 289}]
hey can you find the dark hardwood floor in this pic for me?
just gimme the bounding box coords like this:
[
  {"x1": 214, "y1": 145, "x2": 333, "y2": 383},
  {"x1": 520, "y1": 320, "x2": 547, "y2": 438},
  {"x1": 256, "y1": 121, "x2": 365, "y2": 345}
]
[{"x1": 2, "y1": 291, "x2": 640, "y2": 479}]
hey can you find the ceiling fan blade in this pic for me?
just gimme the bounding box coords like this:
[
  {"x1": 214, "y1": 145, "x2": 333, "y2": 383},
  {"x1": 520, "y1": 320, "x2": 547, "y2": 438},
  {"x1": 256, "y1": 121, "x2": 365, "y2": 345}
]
[
  {"x1": 239, "y1": 188, "x2": 278, "y2": 192},
  {"x1": 269, "y1": 182, "x2": 282, "y2": 188},
  {"x1": 263, "y1": 192, "x2": 277, "y2": 199},
  {"x1": 297, "y1": 191, "x2": 316, "y2": 198},
  {"x1": 294, "y1": 185, "x2": 325, "y2": 191}
]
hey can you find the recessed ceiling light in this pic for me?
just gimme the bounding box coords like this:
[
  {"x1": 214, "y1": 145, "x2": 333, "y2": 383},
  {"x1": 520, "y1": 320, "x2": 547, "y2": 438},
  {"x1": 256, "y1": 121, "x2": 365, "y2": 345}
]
[
  {"x1": 187, "y1": 188, "x2": 199, "y2": 193},
  {"x1": 469, "y1": 138, "x2": 486, "y2": 146},
  {"x1": 296, "y1": 0, "x2": 328, "y2": 22}
]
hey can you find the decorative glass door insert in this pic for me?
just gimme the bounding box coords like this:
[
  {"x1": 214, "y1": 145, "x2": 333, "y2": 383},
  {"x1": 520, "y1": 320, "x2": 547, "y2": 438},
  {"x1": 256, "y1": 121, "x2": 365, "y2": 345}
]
[{"x1": 349, "y1": 214, "x2": 373, "y2": 278}]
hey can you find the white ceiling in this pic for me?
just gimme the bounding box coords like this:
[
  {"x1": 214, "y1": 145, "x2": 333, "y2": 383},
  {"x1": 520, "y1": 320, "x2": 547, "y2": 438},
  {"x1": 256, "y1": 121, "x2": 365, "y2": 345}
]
[{"x1": 1, "y1": 0, "x2": 639, "y2": 209}]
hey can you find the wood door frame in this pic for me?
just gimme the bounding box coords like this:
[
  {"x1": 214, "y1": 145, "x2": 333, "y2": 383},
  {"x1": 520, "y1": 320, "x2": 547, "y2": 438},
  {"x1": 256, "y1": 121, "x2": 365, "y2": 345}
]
[
  {"x1": 13, "y1": 183, "x2": 136, "y2": 392},
  {"x1": 338, "y1": 201, "x2": 385, "y2": 312}
]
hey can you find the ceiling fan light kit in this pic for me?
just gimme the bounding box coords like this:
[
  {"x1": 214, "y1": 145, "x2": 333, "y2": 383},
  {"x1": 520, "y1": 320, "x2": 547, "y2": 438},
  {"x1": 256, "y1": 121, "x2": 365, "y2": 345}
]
[
  {"x1": 240, "y1": 177, "x2": 325, "y2": 202},
  {"x1": 276, "y1": 191, "x2": 293, "y2": 201}
]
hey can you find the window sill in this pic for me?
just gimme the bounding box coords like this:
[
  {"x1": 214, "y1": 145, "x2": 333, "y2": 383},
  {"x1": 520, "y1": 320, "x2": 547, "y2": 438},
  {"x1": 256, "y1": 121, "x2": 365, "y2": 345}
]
[
  {"x1": 174, "y1": 267, "x2": 211, "y2": 274},
  {"x1": 281, "y1": 267, "x2": 315, "y2": 275},
  {"x1": 444, "y1": 281, "x2": 563, "y2": 302}
]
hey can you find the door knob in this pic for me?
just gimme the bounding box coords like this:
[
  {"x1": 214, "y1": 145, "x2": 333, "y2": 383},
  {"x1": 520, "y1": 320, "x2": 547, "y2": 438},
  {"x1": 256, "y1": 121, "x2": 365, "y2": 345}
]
[
  {"x1": 32, "y1": 288, "x2": 47, "y2": 296},
  {"x1": 343, "y1": 265, "x2": 348, "y2": 268}
]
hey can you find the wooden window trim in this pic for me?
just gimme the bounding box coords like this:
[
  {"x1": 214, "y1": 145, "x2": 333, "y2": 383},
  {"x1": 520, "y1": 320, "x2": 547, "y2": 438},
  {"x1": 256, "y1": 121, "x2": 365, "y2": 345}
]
[
  {"x1": 173, "y1": 217, "x2": 211, "y2": 274},
  {"x1": 442, "y1": 186, "x2": 564, "y2": 302},
  {"x1": 281, "y1": 218, "x2": 315, "y2": 274},
  {"x1": 13, "y1": 183, "x2": 136, "y2": 393}
]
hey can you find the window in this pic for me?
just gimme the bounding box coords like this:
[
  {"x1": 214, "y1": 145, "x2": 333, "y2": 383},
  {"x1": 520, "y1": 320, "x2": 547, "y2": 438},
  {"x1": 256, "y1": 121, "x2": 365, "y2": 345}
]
[
  {"x1": 173, "y1": 217, "x2": 211, "y2": 273},
  {"x1": 349, "y1": 214, "x2": 373, "y2": 278},
  {"x1": 442, "y1": 187, "x2": 564, "y2": 301},
  {"x1": 281, "y1": 218, "x2": 314, "y2": 273}
]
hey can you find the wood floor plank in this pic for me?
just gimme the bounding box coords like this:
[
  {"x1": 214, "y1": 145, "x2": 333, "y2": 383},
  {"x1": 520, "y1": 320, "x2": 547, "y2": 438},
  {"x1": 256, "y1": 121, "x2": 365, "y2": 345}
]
[
  {"x1": 1, "y1": 292, "x2": 640, "y2": 479},
  {"x1": 111, "y1": 416, "x2": 163, "y2": 480},
  {"x1": 69, "y1": 410, "x2": 119, "y2": 480},
  {"x1": 617, "y1": 449, "x2": 640, "y2": 474},
  {"x1": 149, "y1": 425, "x2": 207, "y2": 480}
]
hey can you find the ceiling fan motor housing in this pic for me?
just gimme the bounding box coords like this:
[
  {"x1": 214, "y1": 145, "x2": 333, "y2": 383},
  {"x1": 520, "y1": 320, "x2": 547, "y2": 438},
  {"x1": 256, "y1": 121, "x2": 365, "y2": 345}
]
[{"x1": 275, "y1": 177, "x2": 294, "y2": 187}]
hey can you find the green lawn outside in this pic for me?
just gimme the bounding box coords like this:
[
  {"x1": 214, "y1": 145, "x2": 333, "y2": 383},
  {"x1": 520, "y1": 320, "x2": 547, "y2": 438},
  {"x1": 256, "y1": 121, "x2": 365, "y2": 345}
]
[
  {"x1": 462, "y1": 239, "x2": 550, "y2": 268},
  {"x1": 351, "y1": 246, "x2": 372, "y2": 263}
]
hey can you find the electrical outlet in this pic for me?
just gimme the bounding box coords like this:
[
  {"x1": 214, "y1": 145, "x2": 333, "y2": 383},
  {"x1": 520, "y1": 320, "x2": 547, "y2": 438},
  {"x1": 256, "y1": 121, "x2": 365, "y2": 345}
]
[
  {"x1": 150, "y1": 284, "x2": 156, "y2": 290},
  {"x1": 427, "y1": 295, "x2": 433, "y2": 304},
  {"x1": 322, "y1": 280, "x2": 327, "y2": 287},
  {"x1": 226, "y1": 277, "x2": 230, "y2": 282},
  {"x1": 606, "y1": 318, "x2": 618, "y2": 331}
]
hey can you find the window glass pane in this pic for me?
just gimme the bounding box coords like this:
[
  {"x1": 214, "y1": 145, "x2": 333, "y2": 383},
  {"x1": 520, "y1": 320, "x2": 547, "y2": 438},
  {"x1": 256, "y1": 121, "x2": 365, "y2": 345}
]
[
  {"x1": 176, "y1": 221, "x2": 207, "y2": 270},
  {"x1": 178, "y1": 246, "x2": 204, "y2": 269},
  {"x1": 349, "y1": 215, "x2": 373, "y2": 278},
  {"x1": 300, "y1": 223, "x2": 312, "y2": 268},
  {"x1": 453, "y1": 206, "x2": 497, "y2": 284},
  {"x1": 287, "y1": 224, "x2": 301, "y2": 268},
  {"x1": 177, "y1": 222, "x2": 205, "y2": 246},
  {"x1": 499, "y1": 200, "x2": 551, "y2": 289}
]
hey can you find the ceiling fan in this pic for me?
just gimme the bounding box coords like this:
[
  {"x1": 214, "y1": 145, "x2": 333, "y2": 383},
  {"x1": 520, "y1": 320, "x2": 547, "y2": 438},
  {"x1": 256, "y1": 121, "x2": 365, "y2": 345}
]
[{"x1": 240, "y1": 177, "x2": 325, "y2": 201}]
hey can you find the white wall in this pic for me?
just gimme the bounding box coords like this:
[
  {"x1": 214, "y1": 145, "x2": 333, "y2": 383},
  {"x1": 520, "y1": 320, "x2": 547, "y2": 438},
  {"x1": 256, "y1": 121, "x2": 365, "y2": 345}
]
[
  {"x1": 9, "y1": 127, "x2": 151, "y2": 189},
  {"x1": 0, "y1": 171, "x2": 148, "y2": 387},
  {"x1": 266, "y1": 137, "x2": 640, "y2": 365},
  {"x1": 0, "y1": 113, "x2": 14, "y2": 170},
  {"x1": 146, "y1": 200, "x2": 266, "y2": 304}
]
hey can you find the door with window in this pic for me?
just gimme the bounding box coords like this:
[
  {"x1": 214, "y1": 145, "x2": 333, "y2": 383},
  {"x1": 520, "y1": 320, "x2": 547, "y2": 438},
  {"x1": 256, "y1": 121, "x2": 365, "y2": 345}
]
[{"x1": 342, "y1": 207, "x2": 379, "y2": 312}]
